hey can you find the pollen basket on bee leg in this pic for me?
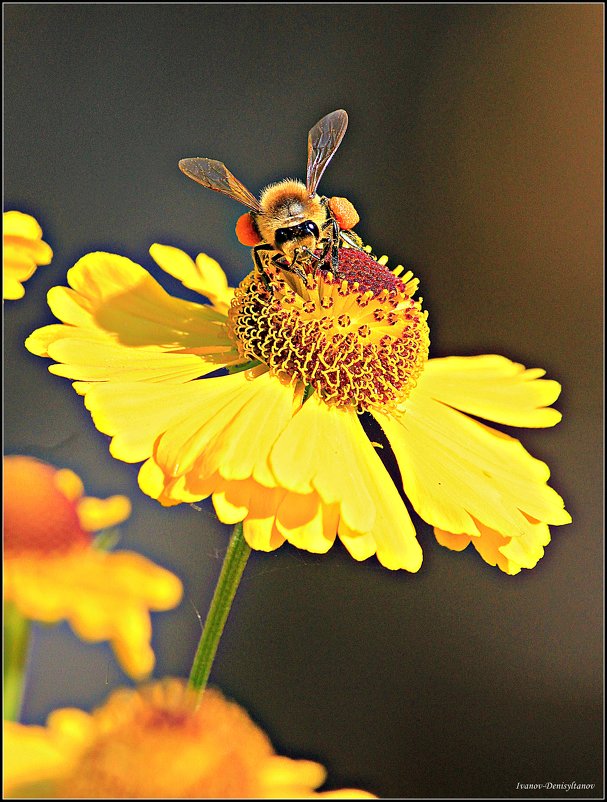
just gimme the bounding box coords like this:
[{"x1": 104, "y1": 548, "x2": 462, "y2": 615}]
[
  {"x1": 328, "y1": 197, "x2": 360, "y2": 230},
  {"x1": 235, "y1": 213, "x2": 262, "y2": 246}
]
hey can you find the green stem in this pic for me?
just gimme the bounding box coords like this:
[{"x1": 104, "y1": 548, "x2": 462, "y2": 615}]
[
  {"x1": 188, "y1": 522, "x2": 251, "y2": 700},
  {"x1": 4, "y1": 602, "x2": 32, "y2": 722}
]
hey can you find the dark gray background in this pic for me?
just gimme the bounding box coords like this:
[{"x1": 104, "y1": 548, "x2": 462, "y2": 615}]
[{"x1": 4, "y1": 4, "x2": 603, "y2": 798}]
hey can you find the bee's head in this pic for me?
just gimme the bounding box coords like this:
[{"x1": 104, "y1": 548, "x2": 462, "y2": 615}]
[{"x1": 256, "y1": 180, "x2": 324, "y2": 252}]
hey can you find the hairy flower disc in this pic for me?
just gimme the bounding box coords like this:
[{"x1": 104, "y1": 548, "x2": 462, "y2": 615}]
[{"x1": 227, "y1": 249, "x2": 430, "y2": 412}]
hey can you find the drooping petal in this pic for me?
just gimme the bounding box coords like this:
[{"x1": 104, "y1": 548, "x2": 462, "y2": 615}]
[
  {"x1": 270, "y1": 396, "x2": 375, "y2": 529},
  {"x1": 84, "y1": 369, "x2": 297, "y2": 504},
  {"x1": 416, "y1": 355, "x2": 562, "y2": 427},
  {"x1": 47, "y1": 335, "x2": 230, "y2": 386},
  {"x1": 153, "y1": 370, "x2": 297, "y2": 488},
  {"x1": 271, "y1": 395, "x2": 422, "y2": 571},
  {"x1": 376, "y1": 392, "x2": 570, "y2": 542},
  {"x1": 435, "y1": 514, "x2": 552, "y2": 575},
  {"x1": 433, "y1": 529, "x2": 470, "y2": 552},
  {"x1": 84, "y1": 381, "x2": 219, "y2": 464},
  {"x1": 275, "y1": 492, "x2": 338, "y2": 554}
]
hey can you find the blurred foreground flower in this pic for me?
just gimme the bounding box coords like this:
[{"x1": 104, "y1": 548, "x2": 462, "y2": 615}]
[
  {"x1": 26, "y1": 245, "x2": 570, "y2": 574},
  {"x1": 3, "y1": 679, "x2": 375, "y2": 798},
  {"x1": 4, "y1": 456, "x2": 182, "y2": 679},
  {"x1": 3, "y1": 211, "x2": 53, "y2": 300}
]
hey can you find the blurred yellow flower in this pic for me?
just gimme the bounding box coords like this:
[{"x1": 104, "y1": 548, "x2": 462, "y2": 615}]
[
  {"x1": 4, "y1": 456, "x2": 182, "y2": 678},
  {"x1": 26, "y1": 244, "x2": 570, "y2": 574},
  {"x1": 3, "y1": 211, "x2": 53, "y2": 300},
  {"x1": 3, "y1": 679, "x2": 375, "y2": 798}
]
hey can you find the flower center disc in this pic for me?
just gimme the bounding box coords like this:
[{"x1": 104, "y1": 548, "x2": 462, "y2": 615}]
[{"x1": 228, "y1": 248, "x2": 430, "y2": 412}]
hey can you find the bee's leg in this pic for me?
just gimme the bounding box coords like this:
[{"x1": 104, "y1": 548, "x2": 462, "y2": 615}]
[
  {"x1": 275, "y1": 251, "x2": 307, "y2": 282},
  {"x1": 328, "y1": 217, "x2": 340, "y2": 274},
  {"x1": 339, "y1": 230, "x2": 365, "y2": 251},
  {"x1": 317, "y1": 216, "x2": 341, "y2": 275},
  {"x1": 253, "y1": 243, "x2": 277, "y2": 289},
  {"x1": 299, "y1": 246, "x2": 321, "y2": 264}
]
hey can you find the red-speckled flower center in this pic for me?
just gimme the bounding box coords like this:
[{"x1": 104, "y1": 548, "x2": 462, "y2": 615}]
[
  {"x1": 4, "y1": 456, "x2": 91, "y2": 556},
  {"x1": 321, "y1": 247, "x2": 407, "y2": 295},
  {"x1": 227, "y1": 248, "x2": 430, "y2": 412}
]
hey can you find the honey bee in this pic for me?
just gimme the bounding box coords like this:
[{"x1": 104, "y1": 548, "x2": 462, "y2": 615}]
[{"x1": 179, "y1": 110, "x2": 361, "y2": 280}]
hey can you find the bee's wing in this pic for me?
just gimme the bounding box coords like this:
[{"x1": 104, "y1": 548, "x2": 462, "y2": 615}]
[
  {"x1": 306, "y1": 109, "x2": 348, "y2": 196},
  {"x1": 179, "y1": 157, "x2": 262, "y2": 212}
]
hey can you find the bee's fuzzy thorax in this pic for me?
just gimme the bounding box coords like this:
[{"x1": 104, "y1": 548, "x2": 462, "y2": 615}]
[{"x1": 259, "y1": 178, "x2": 309, "y2": 208}]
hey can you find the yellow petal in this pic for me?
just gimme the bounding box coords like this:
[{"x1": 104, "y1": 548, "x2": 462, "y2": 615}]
[
  {"x1": 243, "y1": 514, "x2": 284, "y2": 552},
  {"x1": 497, "y1": 518, "x2": 551, "y2": 571},
  {"x1": 181, "y1": 372, "x2": 298, "y2": 487},
  {"x1": 440, "y1": 515, "x2": 551, "y2": 575},
  {"x1": 275, "y1": 492, "x2": 337, "y2": 554},
  {"x1": 433, "y1": 529, "x2": 471, "y2": 552},
  {"x1": 138, "y1": 456, "x2": 194, "y2": 506},
  {"x1": 47, "y1": 250, "x2": 228, "y2": 336},
  {"x1": 270, "y1": 397, "x2": 375, "y2": 531},
  {"x1": 4, "y1": 549, "x2": 182, "y2": 679},
  {"x1": 211, "y1": 479, "x2": 286, "y2": 551},
  {"x1": 271, "y1": 397, "x2": 422, "y2": 570},
  {"x1": 4, "y1": 237, "x2": 52, "y2": 266},
  {"x1": 48, "y1": 335, "x2": 226, "y2": 384},
  {"x1": 149, "y1": 244, "x2": 234, "y2": 313},
  {"x1": 3, "y1": 719, "x2": 79, "y2": 797},
  {"x1": 417, "y1": 355, "x2": 563, "y2": 427},
  {"x1": 25, "y1": 252, "x2": 237, "y2": 388},
  {"x1": 376, "y1": 393, "x2": 571, "y2": 541},
  {"x1": 153, "y1": 371, "x2": 296, "y2": 488},
  {"x1": 196, "y1": 253, "x2": 235, "y2": 311},
  {"x1": 4, "y1": 210, "x2": 44, "y2": 239},
  {"x1": 337, "y1": 529, "x2": 378, "y2": 562},
  {"x1": 212, "y1": 480, "x2": 253, "y2": 524},
  {"x1": 3, "y1": 273, "x2": 27, "y2": 300},
  {"x1": 3, "y1": 212, "x2": 53, "y2": 300},
  {"x1": 84, "y1": 381, "x2": 216, "y2": 463},
  {"x1": 76, "y1": 494, "x2": 132, "y2": 531},
  {"x1": 53, "y1": 468, "x2": 85, "y2": 503}
]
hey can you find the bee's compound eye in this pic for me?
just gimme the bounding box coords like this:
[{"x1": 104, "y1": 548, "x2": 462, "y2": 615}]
[
  {"x1": 304, "y1": 221, "x2": 320, "y2": 237},
  {"x1": 275, "y1": 228, "x2": 292, "y2": 246}
]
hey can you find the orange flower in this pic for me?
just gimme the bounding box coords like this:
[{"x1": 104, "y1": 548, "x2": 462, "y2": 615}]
[
  {"x1": 3, "y1": 211, "x2": 53, "y2": 299},
  {"x1": 4, "y1": 456, "x2": 182, "y2": 678},
  {"x1": 3, "y1": 679, "x2": 375, "y2": 798}
]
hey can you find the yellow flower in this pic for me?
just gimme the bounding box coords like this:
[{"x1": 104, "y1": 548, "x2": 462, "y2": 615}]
[
  {"x1": 25, "y1": 244, "x2": 571, "y2": 574},
  {"x1": 4, "y1": 456, "x2": 183, "y2": 678},
  {"x1": 3, "y1": 211, "x2": 53, "y2": 300},
  {"x1": 3, "y1": 679, "x2": 375, "y2": 798}
]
